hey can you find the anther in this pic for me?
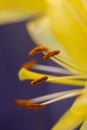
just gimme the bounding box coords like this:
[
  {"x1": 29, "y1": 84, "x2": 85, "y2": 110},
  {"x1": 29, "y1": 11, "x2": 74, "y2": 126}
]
[
  {"x1": 30, "y1": 76, "x2": 48, "y2": 86},
  {"x1": 15, "y1": 99, "x2": 45, "y2": 110},
  {"x1": 29, "y1": 46, "x2": 48, "y2": 56},
  {"x1": 22, "y1": 60, "x2": 37, "y2": 70},
  {"x1": 43, "y1": 50, "x2": 60, "y2": 60}
]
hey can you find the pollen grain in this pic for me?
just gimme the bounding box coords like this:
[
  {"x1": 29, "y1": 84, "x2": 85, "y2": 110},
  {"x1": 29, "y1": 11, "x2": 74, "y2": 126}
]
[
  {"x1": 29, "y1": 46, "x2": 48, "y2": 56},
  {"x1": 43, "y1": 50, "x2": 60, "y2": 60},
  {"x1": 22, "y1": 60, "x2": 37, "y2": 70},
  {"x1": 15, "y1": 99, "x2": 45, "y2": 110},
  {"x1": 30, "y1": 76, "x2": 48, "y2": 86}
]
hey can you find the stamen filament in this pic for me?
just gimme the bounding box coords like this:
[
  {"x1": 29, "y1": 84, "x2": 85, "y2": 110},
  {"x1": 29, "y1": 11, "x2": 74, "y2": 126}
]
[
  {"x1": 41, "y1": 89, "x2": 82, "y2": 105},
  {"x1": 33, "y1": 64, "x2": 72, "y2": 74},
  {"x1": 43, "y1": 51, "x2": 85, "y2": 74},
  {"x1": 30, "y1": 89, "x2": 82, "y2": 103},
  {"x1": 33, "y1": 65, "x2": 87, "y2": 81}
]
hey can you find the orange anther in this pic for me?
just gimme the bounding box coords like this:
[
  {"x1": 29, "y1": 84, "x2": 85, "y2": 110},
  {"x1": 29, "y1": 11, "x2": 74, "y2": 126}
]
[
  {"x1": 22, "y1": 60, "x2": 37, "y2": 70},
  {"x1": 26, "y1": 102, "x2": 45, "y2": 110},
  {"x1": 29, "y1": 46, "x2": 48, "y2": 56},
  {"x1": 15, "y1": 99, "x2": 45, "y2": 110},
  {"x1": 30, "y1": 76, "x2": 48, "y2": 86},
  {"x1": 43, "y1": 50, "x2": 60, "y2": 60}
]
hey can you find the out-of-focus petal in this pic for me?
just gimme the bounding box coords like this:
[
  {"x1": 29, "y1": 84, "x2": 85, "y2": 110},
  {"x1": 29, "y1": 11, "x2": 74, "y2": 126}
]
[
  {"x1": 0, "y1": 0, "x2": 46, "y2": 24},
  {"x1": 52, "y1": 109, "x2": 83, "y2": 130},
  {"x1": 26, "y1": 17, "x2": 71, "y2": 61},
  {"x1": 52, "y1": 88, "x2": 87, "y2": 130},
  {"x1": 47, "y1": 0, "x2": 87, "y2": 72},
  {"x1": 70, "y1": 89, "x2": 87, "y2": 119},
  {"x1": 80, "y1": 119, "x2": 87, "y2": 130},
  {"x1": 27, "y1": 0, "x2": 87, "y2": 73}
]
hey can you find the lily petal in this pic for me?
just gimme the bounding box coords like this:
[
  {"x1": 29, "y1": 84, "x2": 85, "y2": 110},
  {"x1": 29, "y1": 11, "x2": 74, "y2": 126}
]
[
  {"x1": 52, "y1": 109, "x2": 84, "y2": 130},
  {"x1": 0, "y1": 0, "x2": 46, "y2": 24},
  {"x1": 47, "y1": 0, "x2": 87, "y2": 72},
  {"x1": 80, "y1": 119, "x2": 87, "y2": 130},
  {"x1": 27, "y1": 0, "x2": 87, "y2": 73},
  {"x1": 26, "y1": 17, "x2": 70, "y2": 60},
  {"x1": 52, "y1": 88, "x2": 87, "y2": 130}
]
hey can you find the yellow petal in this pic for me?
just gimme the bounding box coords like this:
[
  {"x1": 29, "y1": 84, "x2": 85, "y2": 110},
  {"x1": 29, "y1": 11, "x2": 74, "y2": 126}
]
[
  {"x1": 27, "y1": 1, "x2": 87, "y2": 73},
  {"x1": 70, "y1": 88, "x2": 87, "y2": 118},
  {"x1": 80, "y1": 119, "x2": 87, "y2": 130},
  {"x1": 52, "y1": 88, "x2": 87, "y2": 130},
  {"x1": 0, "y1": 0, "x2": 46, "y2": 24},
  {"x1": 26, "y1": 17, "x2": 70, "y2": 60},
  {"x1": 27, "y1": 16, "x2": 87, "y2": 74},
  {"x1": 52, "y1": 109, "x2": 83, "y2": 130},
  {"x1": 47, "y1": 0, "x2": 87, "y2": 72}
]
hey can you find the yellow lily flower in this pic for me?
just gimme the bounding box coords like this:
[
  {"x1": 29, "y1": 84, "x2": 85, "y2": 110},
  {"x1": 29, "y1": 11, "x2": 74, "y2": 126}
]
[
  {"x1": 26, "y1": 0, "x2": 87, "y2": 130},
  {"x1": 3, "y1": 0, "x2": 87, "y2": 130}
]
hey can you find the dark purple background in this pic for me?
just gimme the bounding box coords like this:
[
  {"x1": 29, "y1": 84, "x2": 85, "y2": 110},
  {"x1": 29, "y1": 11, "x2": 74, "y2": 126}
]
[{"x1": 0, "y1": 20, "x2": 79, "y2": 130}]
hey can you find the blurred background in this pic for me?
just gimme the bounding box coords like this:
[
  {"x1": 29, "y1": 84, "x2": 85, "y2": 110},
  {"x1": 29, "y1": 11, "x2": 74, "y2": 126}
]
[{"x1": 0, "y1": 20, "x2": 78, "y2": 130}]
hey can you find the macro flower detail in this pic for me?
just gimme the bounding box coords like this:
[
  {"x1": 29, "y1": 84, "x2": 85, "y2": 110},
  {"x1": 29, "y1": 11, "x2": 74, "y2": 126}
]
[
  {"x1": 16, "y1": 46, "x2": 87, "y2": 130},
  {"x1": 30, "y1": 76, "x2": 48, "y2": 86},
  {"x1": 16, "y1": 99, "x2": 45, "y2": 110},
  {"x1": 1, "y1": 0, "x2": 87, "y2": 130},
  {"x1": 26, "y1": 2, "x2": 87, "y2": 129},
  {"x1": 0, "y1": 0, "x2": 46, "y2": 24}
]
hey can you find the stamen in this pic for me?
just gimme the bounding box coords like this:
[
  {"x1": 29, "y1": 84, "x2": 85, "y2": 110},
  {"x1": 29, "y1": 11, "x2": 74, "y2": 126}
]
[
  {"x1": 43, "y1": 51, "x2": 84, "y2": 74},
  {"x1": 22, "y1": 60, "x2": 37, "y2": 70},
  {"x1": 29, "y1": 46, "x2": 48, "y2": 56},
  {"x1": 43, "y1": 50, "x2": 60, "y2": 60},
  {"x1": 41, "y1": 89, "x2": 82, "y2": 105},
  {"x1": 15, "y1": 89, "x2": 82, "y2": 110},
  {"x1": 33, "y1": 64, "x2": 72, "y2": 75},
  {"x1": 15, "y1": 99, "x2": 45, "y2": 110},
  {"x1": 30, "y1": 89, "x2": 82, "y2": 103},
  {"x1": 30, "y1": 76, "x2": 48, "y2": 86}
]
